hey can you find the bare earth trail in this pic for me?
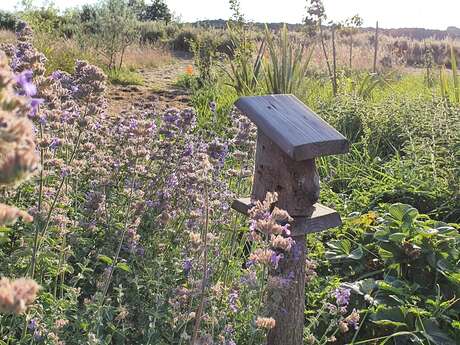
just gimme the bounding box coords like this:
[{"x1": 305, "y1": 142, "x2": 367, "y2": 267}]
[{"x1": 107, "y1": 56, "x2": 193, "y2": 116}]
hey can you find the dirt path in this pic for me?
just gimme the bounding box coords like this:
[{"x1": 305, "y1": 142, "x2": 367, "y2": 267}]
[{"x1": 107, "y1": 56, "x2": 193, "y2": 116}]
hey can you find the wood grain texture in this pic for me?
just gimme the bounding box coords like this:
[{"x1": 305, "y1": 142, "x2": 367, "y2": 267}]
[
  {"x1": 235, "y1": 94, "x2": 349, "y2": 161},
  {"x1": 252, "y1": 131, "x2": 320, "y2": 216},
  {"x1": 267, "y1": 231, "x2": 306, "y2": 345},
  {"x1": 232, "y1": 198, "x2": 342, "y2": 234}
]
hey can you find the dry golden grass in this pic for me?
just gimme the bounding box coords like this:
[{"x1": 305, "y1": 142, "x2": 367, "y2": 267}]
[
  {"x1": 0, "y1": 30, "x2": 15, "y2": 44},
  {"x1": 123, "y1": 44, "x2": 176, "y2": 69}
]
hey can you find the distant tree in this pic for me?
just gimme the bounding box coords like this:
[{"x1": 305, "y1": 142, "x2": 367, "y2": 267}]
[
  {"x1": 84, "y1": 0, "x2": 140, "y2": 69},
  {"x1": 304, "y1": 0, "x2": 339, "y2": 94},
  {"x1": 139, "y1": 0, "x2": 172, "y2": 23},
  {"x1": 0, "y1": 10, "x2": 18, "y2": 31},
  {"x1": 343, "y1": 14, "x2": 363, "y2": 69},
  {"x1": 304, "y1": 0, "x2": 326, "y2": 37},
  {"x1": 79, "y1": 4, "x2": 98, "y2": 24}
]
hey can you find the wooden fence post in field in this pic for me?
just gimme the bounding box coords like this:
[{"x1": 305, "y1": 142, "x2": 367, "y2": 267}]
[
  {"x1": 232, "y1": 94, "x2": 349, "y2": 345},
  {"x1": 373, "y1": 21, "x2": 379, "y2": 73}
]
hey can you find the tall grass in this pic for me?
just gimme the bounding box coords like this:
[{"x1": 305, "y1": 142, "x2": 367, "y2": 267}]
[{"x1": 263, "y1": 24, "x2": 314, "y2": 95}]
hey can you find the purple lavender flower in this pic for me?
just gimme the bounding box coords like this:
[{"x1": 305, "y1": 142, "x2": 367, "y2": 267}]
[
  {"x1": 49, "y1": 138, "x2": 61, "y2": 150},
  {"x1": 60, "y1": 167, "x2": 70, "y2": 178},
  {"x1": 334, "y1": 287, "x2": 351, "y2": 307},
  {"x1": 33, "y1": 330, "x2": 42, "y2": 341},
  {"x1": 28, "y1": 318, "x2": 38, "y2": 331},
  {"x1": 163, "y1": 110, "x2": 178, "y2": 124},
  {"x1": 37, "y1": 112, "x2": 46, "y2": 124},
  {"x1": 51, "y1": 70, "x2": 63, "y2": 80},
  {"x1": 183, "y1": 259, "x2": 192, "y2": 277},
  {"x1": 228, "y1": 290, "x2": 239, "y2": 312},
  {"x1": 182, "y1": 144, "x2": 193, "y2": 157},
  {"x1": 16, "y1": 70, "x2": 36, "y2": 96},
  {"x1": 29, "y1": 98, "x2": 44, "y2": 117},
  {"x1": 271, "y1": 253, "x2": 284, "y2": 269},
  {"x1": 209, "y1": 101, "x2": 217, "y2": 112}
]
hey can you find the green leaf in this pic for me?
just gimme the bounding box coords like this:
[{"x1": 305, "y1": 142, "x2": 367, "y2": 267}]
[
  {"x1": 389, "y1": 203, "x2": 418, "y2": 223},
  {"x1": 116, "y1": 262, "x2": 131, "y2": 272},
  {"x1": 452, "y1": 320, "x2": 460, "y2": 329},
  {"x1": 372, "y1": 320, "x2": 407, "y2": 328},
  {"x1": 371, "y1": 306, "x2": 407, "y2": 327},
  {"x1": 343, "y1": 278, "x2": 377, "y2": 296},
  {"x1": 98, "y1": 255, "x2": 113, "y2": 265},
  {"x1": 389, "y1": 233, "x2": 406, "y2": 243},
  {"x1": 379, "y1": 247, "x2": 394, "y2": 260},
  {"x1": 0, "y1": 226, "x2": 11, "y2": 233},
  {"x1": 349, "y1": 245, "x2": 364, "y2": 260},
  {"x1": 374, "y1": 228, "x2": 390, "y2": 241},
  {"x1": 419, "y1": 318, "x2": 457, "y2": 345}
]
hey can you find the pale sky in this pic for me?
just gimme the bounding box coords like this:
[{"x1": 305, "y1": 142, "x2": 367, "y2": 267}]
[{"x1": 1, "y1": 0, "x2": 459, "y2": 30}]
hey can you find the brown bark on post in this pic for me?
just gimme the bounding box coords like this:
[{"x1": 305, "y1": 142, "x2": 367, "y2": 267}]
[
  {"x1": 251, "y1": 131, "x2": 319, "y2": 345},
  {"x1": 267, "y1": 231, "x2": 306, "y2": 345},
  {"x1": 252, "y1": 131, "x2": 320, "y2": 216},
  {"x1": 232, "y1": 94, "x2": 349, "y2": 345}
]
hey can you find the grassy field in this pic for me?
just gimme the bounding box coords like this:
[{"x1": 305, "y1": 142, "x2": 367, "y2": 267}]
[{"x1": 0, "y1": 1, "x2": 458, "y2": 344}]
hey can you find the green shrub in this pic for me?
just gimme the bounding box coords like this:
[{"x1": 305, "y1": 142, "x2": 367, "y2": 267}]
[
  {"x1": 20, "y1": 7, "x2": 63, "y2": 36},
  {"x1": 139, "y1": 21, "x2": 166, "y2": 45},
  {"x1": 170, "y1": 28, "x2": 197, "y2": 52},
  {"x1": 0, "y1": 10, "x2": 17, "y2": 31},
  {"x1": 323, "y1": 203, "x2": 460, "y2": 342}
]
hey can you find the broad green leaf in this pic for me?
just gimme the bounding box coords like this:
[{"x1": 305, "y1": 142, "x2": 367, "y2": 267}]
[
  {"x1": 379, "y1": 247, "x2": 394, "y2": 260},
  {"x1": 116, "y1": 262, "x2": 131, "y2": 272},
  {"x1": 371, "y1": 306, "x2": 406, "y2": 327},
  {"x1": 388, "y1": 203, "x2": 418, "y2": 223},
  {"x1": 343, "y1": 278, "x2": 377, "y2": 295},
  {"x1": 349, "y1": 245, "x2": 364, "y2": 260},
  {"x1": 419, "y1": 318, "x2": 457, "y2": 345},
  {"x1": 98, "y1": 255, "x2": 113, "y2": 265},
  {"x1": 374, "y1": 228, "x2": 390, "y2": 241},
  {"x1": 389, "y1": 233, "x2": 406, "y2": 243}
]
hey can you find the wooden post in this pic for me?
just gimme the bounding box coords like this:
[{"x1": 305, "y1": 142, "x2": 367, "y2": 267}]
[
  {"x1": 266, "y1": 224, "x2": 306, "y2": 345},
  {"x1": 373, "y1": 21, "x2": 379, "y2": 73},
  {"x1": 331, "y1": 25, "x2": 338, "y2": 96},
  {"x1": 232, "y1": 94, "x2": 349, "y2": 345},
  {"x1": 252, "y1": 131, "x2": 320, "y2": 215}
]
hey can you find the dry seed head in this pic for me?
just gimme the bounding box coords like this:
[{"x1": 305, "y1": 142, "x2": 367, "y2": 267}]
[
  {"x1": 271, "y1": 235, "x2": 294, "y2": 251},
  {"x1": 0, "y1": 203, "x2": 32, "y2": 225},
  {"x1": 249, "y1": 248, "x2": 275, "y2": 266},
  {"x1": 0, "y1": 277, "x2": 40, "y2": 314},
  {"x1": 255, "y1": 317, "x2": 276, "y2": 330},
  {"x1": 271, "y1": 207, "x2": 293, "y2": 222}
]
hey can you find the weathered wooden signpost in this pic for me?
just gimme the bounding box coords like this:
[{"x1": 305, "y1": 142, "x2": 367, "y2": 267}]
[{"x1": 232, "y1": 94, "x2": 349, "y2": 345}]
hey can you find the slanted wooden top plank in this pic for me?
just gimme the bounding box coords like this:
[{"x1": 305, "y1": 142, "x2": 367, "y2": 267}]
[
  {"x1": 235, "y1": 94, "x2": 349, "y2": 161},
  {"x1": 232, "y1": 198, "x2": 342, "y2": 235}
]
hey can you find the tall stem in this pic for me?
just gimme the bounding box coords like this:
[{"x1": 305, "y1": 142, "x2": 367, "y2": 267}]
[
  {"x1": 319, "y1": 23, "x2": 335, "y2": 95},
  {"x1": 331, "y1": 26, "x2": 338, "y2": 96},
  {"x1": 349, "y1": 32, "x2": 353, "y2": 69},
  {"x1": 373, "y1": 21, "x2": 379, "y2": 74},
  {"x1": 29, "y1": 129, "x2": 83, "y2": 277},
  {"x1": 99, "y1": 176, "x2": 136, "y2": 306},
  {"x1": 30, "y1": 124, "x2": 44, "y2": 279},
  {"x1": 191, "y1": 180, "x2": 210, "y2": 345}
]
